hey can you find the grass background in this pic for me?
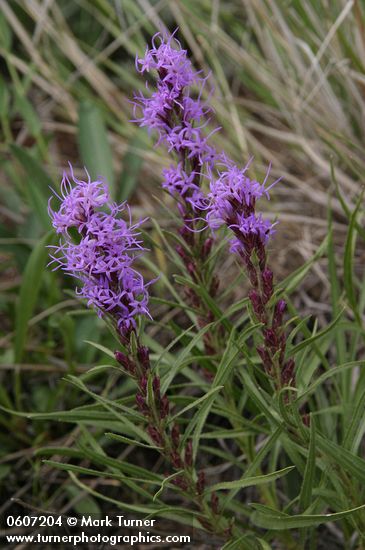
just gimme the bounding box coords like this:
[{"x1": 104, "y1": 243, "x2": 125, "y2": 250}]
[{"x1": 0, "y1": 1, "x2": 364, "y2": 546}]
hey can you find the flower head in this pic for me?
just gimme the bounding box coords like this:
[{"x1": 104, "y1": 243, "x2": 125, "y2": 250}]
[
  {"x1": 206, "y1": 160, "x2": 278, "y2": 254},
  {"x1": 48, "y1": 166, "x2": 151, "y2": 339},
  {"x1": 135, "y1": 31, "x2": 198, "y2": 91}
]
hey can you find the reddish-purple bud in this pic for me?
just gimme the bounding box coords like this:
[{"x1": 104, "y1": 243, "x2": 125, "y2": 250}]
[
  {"x1": 264, "y1": 328, "x2": 278, "y2": 349},
  {"x1": 187, "y1": 262, "x2": 196, "y2": 278},
  {"x1": 256, "y1": 240, "x2": 267, "y2": 270},
  {"x1": 179, "y1": 225, "x2": 194, "y2": 246},
  {"x1": 114, "y1": 351, "x2": 134, "y2": 373},
  {"x1": 281, "y1": 358, "x2": 295, "y2": 386},
  {"x1": 135, "y1": 393, "x2": 147, "y2": 414},
  {"x1": 185, "y1": 440, "x2": 193, "y2": 467},
  {"x1": 248, "y1": 289, "x2": 264, "y2": 317},
  {"x1": 171, "y1": 475, "x2": 189, "y2": 491},
  {"x1": 139, "y1": 375, "x2": 147, "y2": 395},
  {"x1": 211, "y1": 492, "x2": 219, "y2": 515},
  {"x1": 170, "y1": 450, "x2": 182, "y2": 469},
  {"x1": 171, "y1": 424, "x2": 180, "y2": 448},
  {"x1": 147, "y1": 426, "x2": 163, "y2": 446},
  {"x1": 152, "y1": 375, "x2": 160, "y2": 395},
  {"x1": 196, "y1": 471, "x2": 205, "y2": 494},
  {"x1": 185, "y1": 288, "x2": 200, "y2": 308},
  {"x1": 137, "y1": 346, "x2": 150, "y2": 370},
  {"x1": 160, "y1": 395, "x2": 170, "y2": 419},
  {"x1": 198, "y1": 517, "x2": 211, "y2": 530},
  {"x1": 256, "y1": 345, "x2": 272, "y2": 373},
  {"x1": 176, "y1": 244, "x2": 187, "y2": 261},
  {"x1": 273, "y1": 299, "x2": 286, "y2": 329},
  {"x1": 302, "y1": 413, "x2": 310, "y2": 427}
]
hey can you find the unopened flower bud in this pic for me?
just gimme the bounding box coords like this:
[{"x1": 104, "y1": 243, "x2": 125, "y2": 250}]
[
  {"x1": 137, "y1": 346, "x2": 150, "y2": 370},
  {"x1": 147, "y1": 426, "x2": 163, "y2": 446},
  {"x1": 211, "y1": 492, "x2": 219, "y2": 515},
  {"x1": 171, "y1": 475, "x2": 189, "y2": 491},
  {"x1": 170, "y1": 450, "x2": 182, "y2": 469},
  {"x1": 135, "y1": 393, "x2": 147, "y2": 414},
  {"x1": 264, "y1": 328, "x2": 278, "y2": 349},
  {"x1": 160, "y1": 395, "x2": 170, "y2": 419},
  {"x1": 248, "y1": 289, "x2": 264, "y2": 317},
  {"x1": 185, "y1": 440, "x2": 193, "y2": 467},
  {"x1": 187, "y1": 262, "x2": 196, "y2": 278},
  {"x1": 152, "y1": 375, "x2": 160, "y2": 395},
  {"x1": 196, "y1": 471, "x2": 205, "y2": 494},
  {"x1": 176, "y1": 244, "x2": 187, "y2": 261},
  {"x1": 171, "y1": 424, "x2": 180, "y2": 448},
  {"x1": 114, "y1": 351, "x2": 134, "y2": 373},
  {"x1": 261, "y1": 268, "x2": 273, "y2": 303},
  {"x1": 281, "y1": 358, "x2": 295, "y2": 386},
  {"x1": 273, "y1": 299, "x2": 286, "y2": 329},
  {"x1": 139, "y1": 375, "x2": 148, "y2": 395},
  {"x1": 256, "y1": 345, "x2": 272, "y2": 373}
]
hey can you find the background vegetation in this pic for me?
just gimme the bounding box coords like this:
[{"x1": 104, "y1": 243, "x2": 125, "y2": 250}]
[{"x1": 0, "y1": 1, "x2": 364, "y2": 548}]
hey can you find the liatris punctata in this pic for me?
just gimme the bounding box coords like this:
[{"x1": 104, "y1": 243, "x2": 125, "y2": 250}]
[
  {"x1": 132, "y1": 31, "x2": 222, "y2": 356},
  {"x1": 48, "y1": 165, "x2": 228, "y2": 537},
  {"x1": 206, "y1": 158, "x2": 295, "y2": 388}
]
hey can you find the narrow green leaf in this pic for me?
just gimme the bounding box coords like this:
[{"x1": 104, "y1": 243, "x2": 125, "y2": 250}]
[
  {"x1": 14, "y1": 92, "x2": 41, "y2": 136},
  {"x1": 169, "y1": 386, "x2": 223, "y2": 422},
  {"x1": 279, "y1": 235, "x2": 328, "y2": 295},
  {"x1": 251, "y1": 503, "x2": 365, "y2": 530},
  {"x1": 299, "y1": 416, "x2": 316, "y2": 511},
  {"x1": 152, "y1": 470, "x2": 184, "y2": 502},
  {"x1": 0, "y1": 75, "x2": 10, "y2": 117},
  {"x1": 290, "y1": 310, "x2": 344, "y2": 356},
  {"x1": 105, "y1": 432, "x2": 161, "y2": 449},
  {"x1": 14, "y1": 231, "x2": 53, "y2": 362},
  {"x1": 11, "y1": 145, "x2": 53, "y2": 229},
  {"x1": 206, "y1": 466, "x2": 295, "y2": 493},
  {"x1": 343, "y1": 189, "x2": 364, "y2": 325},
  {"x1": 343, "y1": 387, "x2": 365, "y2": 453},
  {"x1": 117, "y1": 134, "x2": 144, "y2": 201},
  {"x1": 78, "y1": 100, "x2": 114, "y2": 194},
  {"x1": 84, "y1": 340, "x2": 116, "y2": 359},
  {"x1": 66, "y1": 485, "x2": 101, "y2": 515},
  {"x1": 317, "y1": 435, "x2": 365, "y2": 484}
]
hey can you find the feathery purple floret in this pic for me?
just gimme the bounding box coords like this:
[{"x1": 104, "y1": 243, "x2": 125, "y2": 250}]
[
  {"x1": 133, "y1": 31, "x2": 278, "y2": 252},
  {"x1": 48, "y1": 167, "x2": 151, "y2": 339},
  {"x1": 206, "y1": 159, "x2": 279, "y2": 253},
  {"x1": 132, "y1": 31, "x2": 219, "y2": 211}
]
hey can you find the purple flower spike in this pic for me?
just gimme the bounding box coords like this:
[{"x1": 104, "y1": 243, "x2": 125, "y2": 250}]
[
  {"x1": 48, "y1": 166, "x2": 152, "y2": 338},
  {"x1": 132, "y1": 30, "x2": 220, "y2": 201},
  {"x1": 206, "y1": 161, "x2": 278, "y2": 253}
]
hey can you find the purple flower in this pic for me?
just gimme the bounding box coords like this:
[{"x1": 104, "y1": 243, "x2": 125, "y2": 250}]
[
  {"x1": 48, "y1": 168, "x2": 110, "y2": 234},
  {"x1": 162, "y1": 163, "x2": 198, "y2": 197},
  {"x1": 206, "y1": 161, "x2": 279, "y2": 254},
  {"x1": 48, "y1": 166, "x2": 151, "y2": 339},
  {"x1": 135, "y1": 31, "x2": 199, "y2": 91},
  {"x1": 132, "y1": 31, "x2": 220, "y2": 207}
]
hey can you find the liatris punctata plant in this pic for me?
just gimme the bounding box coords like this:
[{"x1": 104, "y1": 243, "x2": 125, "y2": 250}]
[
  {"x1": 206, "y1": 158, "x2": 295, "y2": 388},
  {"x1": 132, "y1": 32, "x2": 222, "y2": 356},
  {"x1": 48, "y1": 166, "x2": 229, "y2": 538},
  {"x1": 133, "y1": 32, "x2": 294, "y2": 388}
]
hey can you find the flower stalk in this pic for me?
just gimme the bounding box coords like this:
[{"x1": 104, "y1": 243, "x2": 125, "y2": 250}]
[
  {"x1": 133, "y1": 32, "x2": 224, "y2": 356},
  {"x1": 48, "y1": 166, "x2": 229, "y2": 539},
  {"x1": 206, "y1": 159, "x2": 295, "y2": 388}
]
